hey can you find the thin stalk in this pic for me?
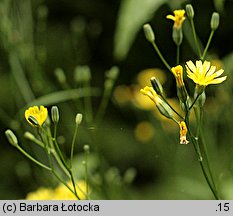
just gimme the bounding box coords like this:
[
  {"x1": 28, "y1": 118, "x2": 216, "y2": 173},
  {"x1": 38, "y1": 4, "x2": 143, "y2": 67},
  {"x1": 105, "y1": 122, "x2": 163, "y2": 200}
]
[
  {"x1": 176, "y1": 45, "x2": 180, "y2": 65},
  {"x1": 84, "y1": 153, "x2": 89, "y2": 196},
  {"x1": 70, "y1": 124, "x2": 79, "y2": 168},
  {"x1": 186, "y1": 114, "x2": 220, "y2": 199},
  {"x1": 199, "y1": 108, "x2": 218, "y2": 194},
  {"x1": 201, "y1": 30, "x2": 215, "y2": 60},
  {"x1": 17, "y1": 146, "x2": 51, "y2": 171},
  {"x1": 151, "y1": 41, "x2": 171, "y2": 71},
  {"x1": 48, "y1": 152, "x2": 80, "y2": 199},
  {"x1": 84, "y1": 81, "x2": 93, "y2": 123},
  {"x1": 160, "y1": 94, "x2": 184, "y2": 120},
  {"x1": 190, "y1": 19, "x2": 202, "y2": 58}
]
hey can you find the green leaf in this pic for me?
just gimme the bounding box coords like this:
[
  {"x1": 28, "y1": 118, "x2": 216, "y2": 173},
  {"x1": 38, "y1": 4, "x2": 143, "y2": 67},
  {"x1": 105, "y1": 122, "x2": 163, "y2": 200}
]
[
  {"x1": 26, "y1": 87, "x2": 100, "y2": 106},
  {"x1": 114, "y1": 0, "x2": 166, "y2": 61}
]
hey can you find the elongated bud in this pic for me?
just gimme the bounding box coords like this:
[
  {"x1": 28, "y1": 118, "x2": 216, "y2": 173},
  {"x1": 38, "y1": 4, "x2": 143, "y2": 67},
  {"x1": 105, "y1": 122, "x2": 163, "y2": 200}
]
[
  {"x1": 28, "y1": 115, "x2": 39, "y2": 127},
  {"x1": 172, "y1": 26, "x2": 183, "y2": 46},
  {"x1": 54, "y1": 68, "x2": 66, "y2": 84},
  {"x1": 83, "y1": 144, "x2": 90, "y2": 153},
  {"x1": 75, "y1": 113, "x2": 83, "y2": 125},
  {"x1": 150, "y1": 77, "x2": 163, "y2": 96},
  {"x1": 211, "y1": 12, "x2": 220, "y2": 30},
  {"x1": 156, "y1": 99, "x2": 174, "y2": 120},
  {"x1": 105, "y1": 66, "x2": 119, "y2": 81},
  {"x1": 5, "y1": 129, "x2": 18, "y2": 147},
  {"x1": 51, "y1": 106, "x2": 59, "y2": 124},
  {"x1": 143, "y1": 24, "x2": 155, "y2": 43},
  {"x1": 185, "y1": 4, "x2": 194, "y2": 19},
  {"x1": 104, "y1": 66, "x2": 119, "y2": 89},
  {"x1": 74, "y1": 66, "x2": 91, "y2": 83},
  {"x1": 194, "y1": 87, "x2": 206, "y2": 107},
  {"x1": 24, "y1": 131, "x2": 36, "y2": 141}
]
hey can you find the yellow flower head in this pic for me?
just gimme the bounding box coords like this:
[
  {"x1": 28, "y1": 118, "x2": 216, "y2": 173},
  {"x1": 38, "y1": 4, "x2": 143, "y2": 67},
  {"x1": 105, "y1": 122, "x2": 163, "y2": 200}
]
[
  {"x1": 179, "y1": 121, "x2": 189, "y2": 144},
  {"x1": 186, "y1": 60, "x2": 227, "y2": 87},
  {"x1": 171, "y1": 65, "x2": 184, "y2": 87},
  {"x1": 140, "y1": 86, "x2": 161, "y2": 105},
  {"x1": 25, "y1": 106, "x2": 48, "y2": 127},
  {"x1": 166, "y1": 9, "x2": 186, "y2": 29}
]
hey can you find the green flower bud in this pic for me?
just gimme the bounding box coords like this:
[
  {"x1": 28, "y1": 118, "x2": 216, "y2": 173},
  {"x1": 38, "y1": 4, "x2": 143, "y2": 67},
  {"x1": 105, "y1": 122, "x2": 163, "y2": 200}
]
[
  {"x1": 172, "y1": 26, "x2": 183, "y2": 46},
  {"x1": 54, "y1": 68, "x2": 66, "y2": 84},
  {"x1": 74, "y1": 66, "x2": 91, "y2": 83},
  {"x1": 143, "y1": 24, "x2": 155, "y2": 43},
  {"x1": 105, "y1": 66, "x2": 119, "y2": 81},
  {"x1": 211, "y1": 12, "x2": 220, "y2": 30},
  {"x1": 28, "y1": 115, "x2": 39, "y2": 127},
  {"x1": 83, "y1": 144, "x2": 90, "y2": 153},
  {"x1": 194, "y1": 87, "x2": 206, "y2": 107},
  {"x1": 5, "y1": 129, "x2": 18, "y2": 147},
  {"x1": 51, "y1": 106, "x2": 59, "y2": 124},
  {"x1": 186, "y1": 4, "x2": 194, "y2": 19},
  {"x1": 150, "y1": 77, "x2": 163, "y2": 96},
  {"x1": 75, "y1": 113, "x2": 83, "y2": 125},
  {"x1": 24, "y1": 131, "x2": 36, "y2": 141}
]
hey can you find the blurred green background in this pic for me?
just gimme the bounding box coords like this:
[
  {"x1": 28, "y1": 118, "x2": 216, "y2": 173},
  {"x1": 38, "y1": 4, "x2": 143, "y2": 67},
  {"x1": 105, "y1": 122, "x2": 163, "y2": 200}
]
[{"x1": 0, "y1": 0, "x2": 233, "y2": 199}]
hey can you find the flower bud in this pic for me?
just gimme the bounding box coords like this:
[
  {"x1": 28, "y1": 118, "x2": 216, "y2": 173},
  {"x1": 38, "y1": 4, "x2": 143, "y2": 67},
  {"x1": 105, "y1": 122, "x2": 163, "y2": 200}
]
[
  {"x1": 150, "y1": 77, "x2": 163, "y2": 96},
  {"x1": 54, "y1": 68, "x2": 66, "y2": 84},
  {"x1": 75, "y1": 113, "x2": 83, "y2": 125},
  {"x1": 194, "y1": 87, "x2": 206, "y2": 107},
  {"x1": 185, "y1": 4, "x2": 194, "y2": 19},
  {"x1": 172, "y1": 26, "x2": 183, "y2": 46},
  {"x1": 83, "y1": 144, "x2": 90, "y2": 153},
  {"x1": 28, "y1": 115, "x2": 39, "y2": 127},
  {"x1": 143, "y1": 24, "x2": 155, "y2": 43},
  {"x1": 156, "y1": 99, "x2": 174, "y2": 120},
  {"x1": 74, "y1": 66, "x2": 91, "y2": 83},
  {"x1": 51, "y1": 106, "x2": 59, "y2": 124},
  {"x1": 24, "y1": 131, "x2": 36, "y2": 141},
  {"x1": 105, "y1": 66, "x2": 119, "y2": 81},
  {"x1": 5, "y1": 129, "x2": 18, "y2": 147},
  {"x1": 211, "y1": 12, "x2": 220, "y2": 30}
]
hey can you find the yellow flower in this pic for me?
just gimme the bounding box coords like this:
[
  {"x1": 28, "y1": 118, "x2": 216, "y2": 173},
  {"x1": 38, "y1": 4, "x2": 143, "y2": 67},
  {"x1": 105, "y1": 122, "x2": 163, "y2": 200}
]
[
  {"x1": 25, "y1": 106, "x2": 48, "y2": 127},
  {"x1": 185, "y1": 60, "x2": 227, "y2": 87},
  {"x1": 26, "y1": 188, "x2": 54, "y2": 200},
  {"x1": 140, "y1": 86, "x2": 174, "y2": 119},
  {"x1": 171, "y1": 65, "x2": 185, "y2": 87},
  {"x1": 26, "y1": 180, "x2": 88, "y2": 200},
  {"x1": 166, "y1": 9, "x2": 186, "y2": 29},
  {"x1": 140, "y1": 86, "x2": 160, "y2": 104},
  {"x1": 179, "y1": 121, "x2": 189, "y2": 144}
]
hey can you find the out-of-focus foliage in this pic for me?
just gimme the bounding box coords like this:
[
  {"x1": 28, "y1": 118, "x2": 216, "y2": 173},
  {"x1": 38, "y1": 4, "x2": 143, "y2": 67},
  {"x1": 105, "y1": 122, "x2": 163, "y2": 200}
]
[{"x1": 0, "y1": 0, "x2": 233, "y2": 200}]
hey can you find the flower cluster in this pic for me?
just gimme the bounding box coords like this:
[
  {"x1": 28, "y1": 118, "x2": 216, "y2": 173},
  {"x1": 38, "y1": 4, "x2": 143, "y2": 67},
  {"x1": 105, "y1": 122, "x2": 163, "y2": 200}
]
[{"x1": 141, "y1": 4, "x2": 226, "y2": 199}]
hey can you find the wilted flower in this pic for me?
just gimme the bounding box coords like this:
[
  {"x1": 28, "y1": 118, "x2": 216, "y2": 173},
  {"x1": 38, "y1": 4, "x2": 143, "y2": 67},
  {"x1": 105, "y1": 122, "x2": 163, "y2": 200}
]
[
  {"x1": 179, "y1": 121, "x2": 189, "y2": 144},
  {"x1": 171, "y1": 65, "x2": 185, "y2": 87}
]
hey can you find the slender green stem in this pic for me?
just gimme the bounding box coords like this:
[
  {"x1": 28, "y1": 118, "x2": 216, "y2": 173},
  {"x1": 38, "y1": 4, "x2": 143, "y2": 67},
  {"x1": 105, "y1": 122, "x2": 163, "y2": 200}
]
[
  {"x1": 70, "y1": 124, "x2": 79, "y2": 168},
  {"x1": 84, "y1": 81, "x2": 93, "y2": 123},
  {"x1": 190, "y1": 19, "x2": 202, "y2": 58},
  {"x1": 186, "y1": 123, "x2": 219, "y2": 199},
  {"x1": 199, "y1": 108, "x2": 218, "y2": 194},
  {"x1": 17, "y1": 146, "x2": 51, "y2": 171},
  {"x1": 48, "y1": 153, "x2": 79, "y2": 199},
  {"x1": 84, "y1": 153, "x2": 89, "y2": 196},
  {"x1": 160, "y1": 94, "x2": 184, "y2": 120},
  {"x1": 185, "y1": 93, "x2": 202, "y2": 120},
  {"x1": 201, "y1": 30, "x2": 215, "y2": 60},
  {"x1": 176, "y1": 45, "x2": 180, "y2": 65},
  {"x1": 151, "y1": 41, "x2": 171, "y2": 71},
  {"x1": 186, "y1": 114, "x2": 220, "y2": 199}
]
